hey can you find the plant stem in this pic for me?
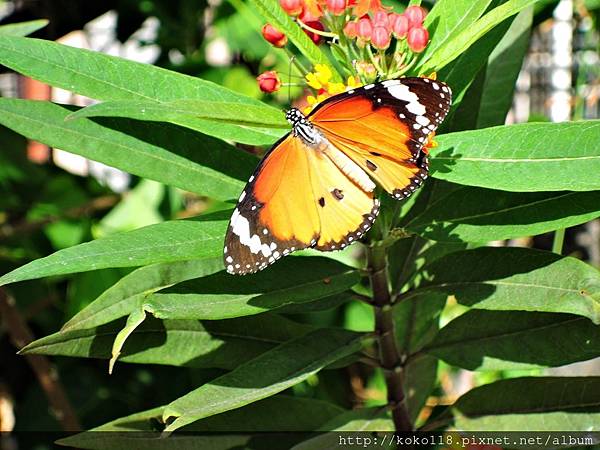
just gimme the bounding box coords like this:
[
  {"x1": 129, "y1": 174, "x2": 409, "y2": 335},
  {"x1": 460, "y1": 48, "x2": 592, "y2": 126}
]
[
  {"x1": 553, "y1": 228, "x2": 566, "y2": 254},
  {"x1": 366, "y1": 244, "x2": 413, "y2": 432}
]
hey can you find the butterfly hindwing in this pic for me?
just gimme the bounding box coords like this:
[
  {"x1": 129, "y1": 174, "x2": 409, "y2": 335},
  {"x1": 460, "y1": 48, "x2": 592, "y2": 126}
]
[{"x1": 309, "y1": 77, "x2": 451, "y2": 200}]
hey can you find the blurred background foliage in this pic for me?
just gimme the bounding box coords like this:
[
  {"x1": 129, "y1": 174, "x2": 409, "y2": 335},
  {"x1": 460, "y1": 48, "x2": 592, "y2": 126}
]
[{"x1": 0, "y1": 0, "x2": 599, "y2": 441}]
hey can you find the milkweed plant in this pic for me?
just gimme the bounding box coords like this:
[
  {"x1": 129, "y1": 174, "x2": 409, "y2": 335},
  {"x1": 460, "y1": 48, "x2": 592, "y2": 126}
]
[{"x1": 0, "y1": 0, "x2": 599, "y2": 445}]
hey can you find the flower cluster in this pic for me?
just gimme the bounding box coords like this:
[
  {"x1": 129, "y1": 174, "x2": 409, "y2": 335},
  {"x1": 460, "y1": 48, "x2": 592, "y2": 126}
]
[{"x1": 256, "y1": 0, "x2": 431, "y2": 110}]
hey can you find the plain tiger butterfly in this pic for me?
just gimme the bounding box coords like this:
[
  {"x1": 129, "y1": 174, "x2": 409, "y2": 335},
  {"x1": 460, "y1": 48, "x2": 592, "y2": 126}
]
[{"x1": 224, "y1": 77, "x2": 451, "y2": 275}]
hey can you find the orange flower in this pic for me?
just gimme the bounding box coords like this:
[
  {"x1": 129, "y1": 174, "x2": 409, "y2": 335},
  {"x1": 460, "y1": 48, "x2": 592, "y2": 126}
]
[{"x1": 352, "y1": 0, "x2": 388, "y2": 19}]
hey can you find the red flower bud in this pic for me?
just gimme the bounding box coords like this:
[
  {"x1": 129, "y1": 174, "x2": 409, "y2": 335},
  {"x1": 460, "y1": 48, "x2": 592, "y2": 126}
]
[
  {"x1": 407, "y1": 26, "x2": 429, "y2": 53},
  {"x1": 303, "y1": 20, "x2": 325, "y2": 44},
  {"x1": 261, "y1": 24, "x2": 287, "y2": 47},
  {"x1": 392, "y1": 13, "x2": 409, "y2": 38},
  {"x1": 404, "y1": 5, "x2": 426, "y2": 27},
  {"x1": 344, "y1": 20, "x2": 358, "y2": 39},
  {"x1": 326, "y1": 0, "x2": 346, "y2": 15},
  {"x1": 257, "y1": 71, "x2": 281, "y2": 93},
  {"x1": 371, "y1": 26, "x2": 391, "y2": 50},
  {"x1": 280, "y1": 0, "x2": 303, "y2": 16},
  {"x1": 357, "y1": 17, "x2": 373, "y2": 41}
]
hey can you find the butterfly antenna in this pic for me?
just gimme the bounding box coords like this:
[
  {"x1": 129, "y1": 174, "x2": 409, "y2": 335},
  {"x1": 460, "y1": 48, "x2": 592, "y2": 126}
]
[{"x1": 287, "y1": 54, "x2": 294, "y2": 106}]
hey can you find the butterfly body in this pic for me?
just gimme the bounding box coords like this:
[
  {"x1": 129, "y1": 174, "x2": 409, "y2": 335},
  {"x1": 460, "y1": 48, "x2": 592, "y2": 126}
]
[{"x1": 224, "y1": 77, "x2": 451, "y2": 275}]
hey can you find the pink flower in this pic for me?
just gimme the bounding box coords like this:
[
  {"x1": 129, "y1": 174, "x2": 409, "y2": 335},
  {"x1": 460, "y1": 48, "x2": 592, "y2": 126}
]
[
  {"x1": 280, "y1": 0, "x2": 303, "y2": 16},
  {"x1": 357, "y1": 17, "x2": 373, "y2": 41},
  {"x1": 257, "y1": 71, "x2": 281, "y2": 93},
  {"x1": 404, "y1": 5, "x2": 426, "y2": 27},
  {"x1": 344, "y1": 21, "x2": 358, "y2": 39},
  {"x1": 372, "y1": 10, "x2": 389, "y2": 29},
  {"x1": 407, "y1": 26, "x2": 429, "y2": 52},
  {"x1": 261, "y1": 24, "x2": 287, "y2": 47},
  {"x1": 391, "y1": 14, "x2": 409, "y2": 38},
  {"x1": 371, "y1": 26, "x2": 391, "y2": 50},
  {"x1": 326, "y1": 0, "x2": 347, "y2": 15}
]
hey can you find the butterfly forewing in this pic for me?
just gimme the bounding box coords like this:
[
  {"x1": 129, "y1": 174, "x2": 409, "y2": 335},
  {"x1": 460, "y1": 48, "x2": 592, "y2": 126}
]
[{"x1": 224, "y1": 134, "x2": 378, "y2": 275}]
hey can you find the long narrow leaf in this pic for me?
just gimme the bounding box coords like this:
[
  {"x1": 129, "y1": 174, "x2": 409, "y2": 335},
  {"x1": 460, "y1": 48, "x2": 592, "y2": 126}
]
[
  {"x1": 0, "y1": 36, "x2": 282, "y2": 144},
  {"x1": 0, "y1": 211, "x2": 229, "y2": 287},
  {"x1": 404, "y1": 247, "x2": 600, "y2": 323},
  {"x1": 162, "y1": 328, "x2": 365, "y2": 431},
  {"x1": 67, "y1": 100, "x2": 288, "y2": 129},
  {"x1": 432, "y1": 121, "x2": 600, "y2": 192},
  {"x1": 0, "y1": 100, "x2": 256, "y2": 200}
]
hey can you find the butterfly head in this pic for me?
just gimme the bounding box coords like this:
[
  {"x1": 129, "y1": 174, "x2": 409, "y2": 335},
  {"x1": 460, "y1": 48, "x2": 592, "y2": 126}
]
[{"x1": 286, "y1": 108, "x2": 320, "y2": 145}]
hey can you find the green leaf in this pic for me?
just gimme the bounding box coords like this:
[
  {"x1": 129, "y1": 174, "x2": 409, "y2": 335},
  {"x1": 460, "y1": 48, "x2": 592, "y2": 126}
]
[
  {"x1": 162, "y1": 328, "x2": 365, "y2": 431},
  {"x1": 394, "y1": 292, "x2": 447, "y2": 354},
  {"x1": 0, "y1": 211, "x2": 229, "y2": 287},
  {"x1": 405, "y1": 186, "x2": 600, "y2": 243},
  {"x1": 247, "y1": 0, "x2": 340, "y2": 81},
  {"x1": 424, "y1": 310, "x2": 600, "y2": 371},
  {"x1": 0, "y1": 36, "x2": 282, "y2": 144},
  {"x1": 59, "y1": 397, "x2": 344, "y2": 450},
  {"x1": 292, "y1": 409, "x2": 393, "y2": 450},
  {"x1": 432, "y1": 121, "x2": 600, "y2": 192},
  {"x1": 62, "y1": 258, "x2": 224, "y2": 332},
  {"x1": 438, "y1": 16, "x2": 513, "y2": 120},
  {"x1": 450, "y1": 377, "x2": 600, "y2": 431},
  {"x1": 144, "y1": 257, "x2": 359, "y2": 320},
  {"x1": 420, "y1": 0, "x2": 492, "y2": 70},
  {"x1": 0, "y1": 100, "x2": 256, "y2": 200},
  {"x1": 477, "y1": 7, "x2": 533, "y2": 128},
  {"x1": 423, "y1": 0, "x2": 539, "y2": 73},
  {"x1": 67, "y1": 99, "x2": 288, "y2": 129},
  {"x1": 0, "y1": 20, "x2": 48, "y2": 37},
  {"x1": 67, "y1": 396, "x2": 342, "y2": 433},
  {"x1": 21, "y1": 314, "x2": 312, "y2": 370},
  {"x1": 404, "y1": 247, "x2": 600, "y2": 323},
  {"x1": 405, "y1": 355, "x2": 438, "y2": 424}
]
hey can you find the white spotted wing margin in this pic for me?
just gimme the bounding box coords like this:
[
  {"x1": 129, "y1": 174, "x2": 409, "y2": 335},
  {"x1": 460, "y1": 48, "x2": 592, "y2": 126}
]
[{"x1": 223, "y1": 149, "x2": 314, "y2": 275}]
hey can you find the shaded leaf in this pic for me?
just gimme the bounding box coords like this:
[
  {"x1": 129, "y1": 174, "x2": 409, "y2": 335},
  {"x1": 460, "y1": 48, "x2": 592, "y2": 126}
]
[
  {"x1": 0, "y1": 211, "x2": 229, "y2": 287},
  {"x1": 405, "y1": 355, "x2": 438, "y2": 424},
  {"x1": 432, "y1": 121, "x2": 600, "y2": 192},
  {"x1": 58, "y1": 397, "x2": 344, "y2": 450},
  {"x1": 0, "y1": 20, "x2": 48, "y2": 36},
  {"x1": 477, "y1": 6, "x2": 533, "y2": 128},
  {"x1": 0, "y1": 100, "x2": 255, "y2": 200},
  {"x1": 424, "y1": 310, "x2": 600, "y2": 371},
  {"x1": 145, "y1": 257, "x2": 359, "y2": 320},
  {"x1": 405, "y1": 247, "x2": 600, "y2": 323},
  {"x1": 423, "y1": 0, "x2": 538, "y2": 72},
  {"x1": 162, "y1": 328, "x2": 366, "y2": 431},
  {"x1": 450, "y1": 377, "x2": 600, "y2": 431},
  {"x1": 405, "y1": 186, "x2": 600, "y2": 243},
  {"x1": 21, "y1": 315, "x2": 312, "y2": 370},
  {"x1": 292, "y1": 409, "x2": 393, "y2": 450}
]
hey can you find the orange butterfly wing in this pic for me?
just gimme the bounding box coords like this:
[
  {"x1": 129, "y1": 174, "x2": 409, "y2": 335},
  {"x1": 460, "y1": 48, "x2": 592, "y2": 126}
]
[
  {"x1": 309, "y1": 78, "x2": 451, "y2": 199},
  {"x1": 224, "y1": 134, "x2": 378, "y2": 275}
]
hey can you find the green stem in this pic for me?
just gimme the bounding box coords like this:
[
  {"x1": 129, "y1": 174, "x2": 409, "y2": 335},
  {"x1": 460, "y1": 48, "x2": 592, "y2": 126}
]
[
  {"x1": 366, "y1": 242, "x2": 413, "y2": 432},
  {"x1": 366, "y1": 45, "x2": 385, "y2": 77},
  {"x1": 552, "y1": 228, "x2": 566, "y2": 254},
  {"x1": 283, "y1": 48, "x2": 309, "y2": 76}
]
